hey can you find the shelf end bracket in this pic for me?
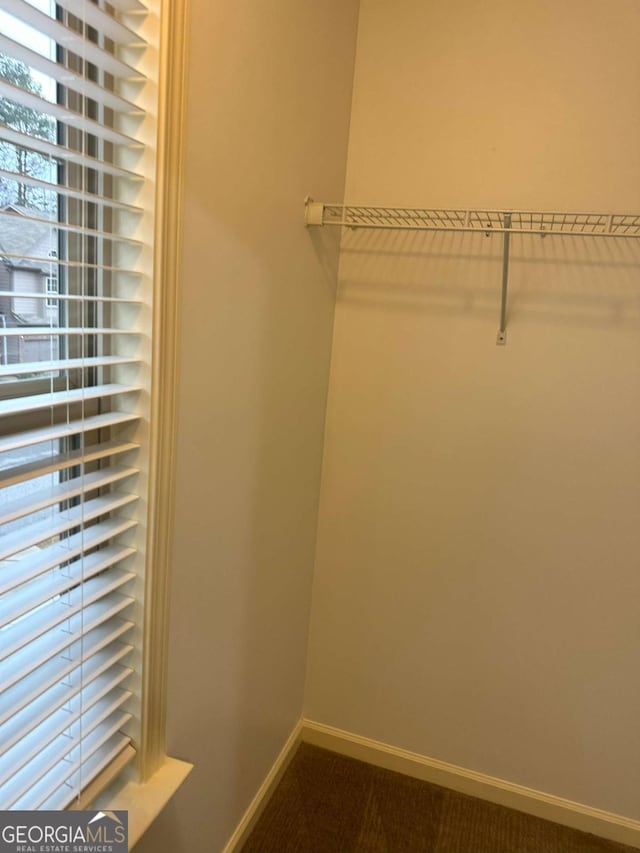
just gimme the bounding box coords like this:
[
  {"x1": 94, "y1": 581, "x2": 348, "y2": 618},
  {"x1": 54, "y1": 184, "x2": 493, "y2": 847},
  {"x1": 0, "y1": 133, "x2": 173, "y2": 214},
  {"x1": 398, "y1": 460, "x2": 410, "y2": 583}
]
[{"x1": 304, "y1": 196, "x2": 325, "y2": 227}]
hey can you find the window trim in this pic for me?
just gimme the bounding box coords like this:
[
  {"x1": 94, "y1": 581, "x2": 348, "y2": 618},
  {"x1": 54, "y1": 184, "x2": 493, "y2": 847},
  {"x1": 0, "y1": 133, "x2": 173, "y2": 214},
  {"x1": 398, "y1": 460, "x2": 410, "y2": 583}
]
[
  {"x1": 138, "y1": 0, "x2": 190, "y2": 783},
  {"x1": 84, "y1": 0, "x2": 194, "y2": 819}
]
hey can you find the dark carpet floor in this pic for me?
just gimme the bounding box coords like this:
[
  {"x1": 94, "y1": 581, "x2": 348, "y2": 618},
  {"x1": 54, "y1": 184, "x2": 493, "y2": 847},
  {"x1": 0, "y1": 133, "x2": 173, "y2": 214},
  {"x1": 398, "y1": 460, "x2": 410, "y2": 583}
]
[{"x1": 241, "y1": 743, "x2": 638, "y2": 853}]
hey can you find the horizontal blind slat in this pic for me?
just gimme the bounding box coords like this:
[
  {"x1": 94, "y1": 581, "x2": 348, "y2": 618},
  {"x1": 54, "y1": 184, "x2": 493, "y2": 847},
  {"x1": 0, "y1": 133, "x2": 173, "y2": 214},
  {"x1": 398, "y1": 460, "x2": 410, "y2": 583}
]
[
  {"x1": 0, "y1": 558, "x2": 135, "y2": 629},
  {"x1": 103, "y1": 0, "x2": 147, "y2": 12},
  {"x1": 1, "y1": 710, "x2": 132, "y2": 809},
  {"x1": 0, "y1": 167, "x2": 144, "y2": 215},
  {"x1": 0, "y1": 122, "x2": 144, "y2": 182},
  {"x1": 0, "y1": 412, "x2": 139, "y2": 455},
  {"x1": 0, "y1": 596, "x2": 134, "y2": 689},
  {"x1": 0, "y1": 383, "x2": 140, "y2": 418},
  {"x1": 0, "y1": 79, "x2": 142, "y2": 148},
  {"x1": 0, "y1": 355, "x2": 139, "y2": 379},
  {"x1": 0, "y1": 656, "x2": 132, "y2": 755},
  {"x1": 0, "y1": 638, "x2": 133, "y2": 727},
  {"x1": 0, "y1": 288, "x2": 142, "y2": 301},
  {"x1": 0, "y1": 682, "x2": 132, "y2": 786},
  {"x1": 0, "y1": 439, "x2": 139, "y2": 490},
  {"x1": 27, "y1": 719, "x2": 132, "y2": 810},
  {"x1": 39, "y1": 733, "x2": 132, "y2": 811},
  {"x1": 0, "y1": 492, "x2": 138, "y2": 561},
  {"x1": 0, "y1": 33, "x2": 142, "y2": 115},
  {"x1": 0, "y1": 0, "x2": 144, "y2": 81},
  {"x1": 0, "y1": 534, "x2": 135, "y2": 597},
  {"x1": 0, "y1": 587, "x2": 135, "y2": 665},
  {"x1": 55, "y1": 0, "x2": 146, "y2": 46},
  {"x1": 0, "y1": 258, "x2": 142, "y2": 277},
  {"x1": 0, "y1": 463, "x2": 137, "y2": 526},
  {"x1": 0, "y1": 209, "x2": 144, "y2": 247},
  {"x1": 0, "y1": 328, "x2": 140, "y2": 338}
]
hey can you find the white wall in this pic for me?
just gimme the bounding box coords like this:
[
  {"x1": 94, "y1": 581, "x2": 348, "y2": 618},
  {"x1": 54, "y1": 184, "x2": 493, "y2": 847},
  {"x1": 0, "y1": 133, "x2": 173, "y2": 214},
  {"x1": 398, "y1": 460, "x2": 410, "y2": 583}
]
[
  {"x1": 305, "y1": 0, "x2": 640, "y2": 820},
  {"x1": 135, "y1": 2, "x2": 359, "y2": 850}
]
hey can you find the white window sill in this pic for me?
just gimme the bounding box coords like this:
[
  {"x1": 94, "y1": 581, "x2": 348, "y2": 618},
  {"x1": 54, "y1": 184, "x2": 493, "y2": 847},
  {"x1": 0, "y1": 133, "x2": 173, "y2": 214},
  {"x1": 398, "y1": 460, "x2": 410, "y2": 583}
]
[{"x1": 92, "y1": 756, "x2": 193, "y2": 849}]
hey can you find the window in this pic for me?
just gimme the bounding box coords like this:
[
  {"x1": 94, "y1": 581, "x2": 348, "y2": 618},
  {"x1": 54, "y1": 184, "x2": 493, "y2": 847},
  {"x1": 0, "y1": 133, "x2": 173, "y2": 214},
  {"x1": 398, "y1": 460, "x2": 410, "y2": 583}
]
[
  {"x1": 0, "y1": 0, "x2": 161, "y2": 810},
  {"x1": 45, "y1": 274, "x2": 58, "y2": 307}
]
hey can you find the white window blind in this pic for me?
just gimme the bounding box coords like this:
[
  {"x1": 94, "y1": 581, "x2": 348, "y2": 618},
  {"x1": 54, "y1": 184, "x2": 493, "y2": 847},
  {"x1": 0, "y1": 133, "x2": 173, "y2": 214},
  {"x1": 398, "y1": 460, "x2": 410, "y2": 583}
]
[{"x1": 0, "y1": 0, "x2": 155, "y2": 810}]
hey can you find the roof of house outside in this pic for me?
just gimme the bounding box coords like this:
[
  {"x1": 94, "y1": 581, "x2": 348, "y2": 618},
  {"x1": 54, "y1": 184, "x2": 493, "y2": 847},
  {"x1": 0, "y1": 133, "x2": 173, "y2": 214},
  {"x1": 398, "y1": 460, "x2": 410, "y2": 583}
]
[{"x1": 0, "y1": 205, "x2": 57, "y2": 271}]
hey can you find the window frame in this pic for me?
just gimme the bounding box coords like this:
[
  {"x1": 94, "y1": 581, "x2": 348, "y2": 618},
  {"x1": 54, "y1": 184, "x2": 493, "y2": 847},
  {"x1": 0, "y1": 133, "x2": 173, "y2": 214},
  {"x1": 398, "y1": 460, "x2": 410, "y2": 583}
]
[
  {"x1": 0, "y1": 0, "x2": 192, "y2": 815},
  {"x1": 136, "y1": 0, "x2": 190, "y2": 784}
]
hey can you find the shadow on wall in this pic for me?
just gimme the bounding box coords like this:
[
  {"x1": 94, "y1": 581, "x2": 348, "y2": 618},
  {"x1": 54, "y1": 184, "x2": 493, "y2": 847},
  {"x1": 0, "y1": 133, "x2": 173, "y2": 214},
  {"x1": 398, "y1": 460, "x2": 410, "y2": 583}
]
[
  {"x1": 337, "y1": 228, "x2": 640, "y2": 331},
  {"x1": 308, "y1": 225, "x2": 343, "y2": 294}
]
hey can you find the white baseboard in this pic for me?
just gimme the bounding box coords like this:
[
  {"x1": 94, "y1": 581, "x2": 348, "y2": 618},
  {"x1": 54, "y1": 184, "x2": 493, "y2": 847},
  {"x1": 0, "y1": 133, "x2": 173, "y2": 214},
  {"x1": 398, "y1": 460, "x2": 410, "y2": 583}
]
[
  {"x1": 221, "y1": 720, "x2": 303, "y2": 853},
  {"x1": 302, "y1": 719, "x2": 640, "y2": 851}
]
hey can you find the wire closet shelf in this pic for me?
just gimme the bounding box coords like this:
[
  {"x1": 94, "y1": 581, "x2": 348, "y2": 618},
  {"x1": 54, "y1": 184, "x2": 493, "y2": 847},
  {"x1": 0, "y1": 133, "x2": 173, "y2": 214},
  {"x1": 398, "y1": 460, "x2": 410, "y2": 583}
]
[
  {"x1": 303, "y1": 199, "x2": 640, "y2": 345},
  {"x1": 304, "y1": 200, "x2": 640, "y2": 237}
]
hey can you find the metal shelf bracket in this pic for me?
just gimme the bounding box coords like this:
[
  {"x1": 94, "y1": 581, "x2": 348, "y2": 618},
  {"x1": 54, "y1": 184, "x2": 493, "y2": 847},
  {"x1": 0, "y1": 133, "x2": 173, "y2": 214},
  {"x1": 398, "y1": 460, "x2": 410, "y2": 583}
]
[{"x1": 497, "y1": 212, "x2": 511, "y2": 346}]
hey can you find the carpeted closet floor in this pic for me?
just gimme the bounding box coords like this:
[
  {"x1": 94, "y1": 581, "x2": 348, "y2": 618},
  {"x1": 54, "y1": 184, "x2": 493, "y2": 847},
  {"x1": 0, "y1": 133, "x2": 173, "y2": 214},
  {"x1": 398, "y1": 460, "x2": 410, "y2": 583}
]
[{"x1": 241, "y1": 743, "x2": 637, "y2": 853}]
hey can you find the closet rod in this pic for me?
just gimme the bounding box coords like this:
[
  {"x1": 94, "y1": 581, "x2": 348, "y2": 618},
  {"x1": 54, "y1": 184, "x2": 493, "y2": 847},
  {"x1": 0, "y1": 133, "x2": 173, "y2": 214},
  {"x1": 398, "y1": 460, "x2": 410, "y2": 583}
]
[
  {"x1": 304, "y1": 198, "x2": 640, "y2": 346},
  {"x1": 303, "y1": 199, "x2": 640, "y2": 238}
]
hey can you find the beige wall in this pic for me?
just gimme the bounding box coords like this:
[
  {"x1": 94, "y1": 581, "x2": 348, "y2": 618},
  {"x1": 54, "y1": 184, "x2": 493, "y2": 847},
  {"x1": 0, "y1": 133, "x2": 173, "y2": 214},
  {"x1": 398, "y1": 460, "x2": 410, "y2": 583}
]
[
  {"x1": 135, "y1": 2, "x2": 359, "y2": 850},
  {"x1": 305, "y1": 0, "x2": 640, "y2": 820}
]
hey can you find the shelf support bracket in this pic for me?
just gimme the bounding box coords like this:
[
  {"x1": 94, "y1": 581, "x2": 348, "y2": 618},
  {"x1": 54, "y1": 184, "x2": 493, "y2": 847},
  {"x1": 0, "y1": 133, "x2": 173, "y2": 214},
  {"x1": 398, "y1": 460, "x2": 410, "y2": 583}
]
[
  {"x1": 304, "y1": 196, "x2": 324, "y2": 226},
  {"x1": 496, "y1": 212, "x2": 511, "y2": 345}
]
